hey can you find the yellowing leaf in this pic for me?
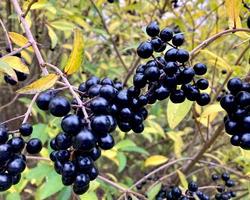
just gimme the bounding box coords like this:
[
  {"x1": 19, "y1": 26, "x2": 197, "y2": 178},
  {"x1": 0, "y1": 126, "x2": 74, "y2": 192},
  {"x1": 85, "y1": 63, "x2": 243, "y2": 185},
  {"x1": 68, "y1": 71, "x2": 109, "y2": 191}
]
[
  {"x1": 17, "y1": 74, "x2": 59, "y2": 94},
  {"x1": 225, "y1": 0, "x2": 241, "y2": 29},
  {"x1": 0, "y1": 60, "x2": 17, "y2": 81},
  {"x1": 8, "y1": 32, "x2": 33, "y2": 52},
  {"x1": 1, "y1": 56, "x2": 30, "y2": 74},
  {"x1": 200, "y1": 50, "x2": 231, "y2": 71},
  {"x1": 46, "y1": 25, "x2": 58, "y2": 49},
  {"x1": 144, "y1": 155, "x2": 168, "y2": 167},
  {"x1": 63, "y1": 29, "x2": 84, "y2": 75},
  {"x1": 197, "y1": 104, "x2": 225, "y2": 127},
  {"x1": 177, "y1": 170, "x2": 188, "y2": 189},
  {"x1": 167, "y1": 131, "x2": 185, "y2": 158},
  {"x1": 167, "y1": 99, "x2": 193, "y2": 129}
]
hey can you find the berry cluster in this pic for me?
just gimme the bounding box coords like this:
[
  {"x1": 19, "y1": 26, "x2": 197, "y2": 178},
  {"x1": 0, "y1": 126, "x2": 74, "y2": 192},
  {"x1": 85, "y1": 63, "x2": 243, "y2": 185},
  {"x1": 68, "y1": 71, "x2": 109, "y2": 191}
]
[
  {"x1": 0, "y1": 124, "x2": 42, "y2": 191},
  {"x1": 212, "y1": 172, "x2": 236, "y2": 200},
  {"x1": 220, "y1": 78, "x2": 250, "y2": 149},
  {"x1": 154, "y1": 181, "x2": 210, "y2": 200},
  {"x1": 135, "y1": 22, "x2": 210, "y2": 106},
  {"x1": 0, "y1": 52, "x2": 28, "y2": 85}
]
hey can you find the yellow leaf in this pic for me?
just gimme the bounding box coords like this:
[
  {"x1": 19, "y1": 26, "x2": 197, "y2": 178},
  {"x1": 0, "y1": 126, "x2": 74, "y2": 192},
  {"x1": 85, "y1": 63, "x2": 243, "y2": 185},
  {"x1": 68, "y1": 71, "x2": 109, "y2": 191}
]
[
  {"x1": 197, "y1": 104, "x2": 225, "y2": 127},
  {"x1": 167, "y1": 99, "x2": 193, "y2": 129},
  {"x1": 144, "y1": 155, "x2": 168, "y2": 167},
  {"x1": 200, "y1": 50, "x2": 231, "y2": 71},
  {"x1": 46, "y1": 25, "x2": 58, "y2": 49},
  {"x1": 17, "y1": 74, "x2": 59, "y2": 94},
  {"x1": 167, "y1": 131, "x2": 185, "y2": 158},
  {"x1": 0, "y1": 56, "x2": 30, "y2": 74},
  {"x1": 8, "y1": 32, "x2": 33, "y2": 52},
  {"x1": 0, "y1": 60, "x2": 17, "y2": 81},
  {"x1": 63, "y1": 29, "x2": 84, "y2": 75},
  {"x1": 225, "y1": 0, "x2": 242, "y2": 29},
  {"x1": 102, "y1": 149, "x2": 119, "y2": 166},
  {"x1": 177, "y1": 170, "x2": 188, "y2": 189}
]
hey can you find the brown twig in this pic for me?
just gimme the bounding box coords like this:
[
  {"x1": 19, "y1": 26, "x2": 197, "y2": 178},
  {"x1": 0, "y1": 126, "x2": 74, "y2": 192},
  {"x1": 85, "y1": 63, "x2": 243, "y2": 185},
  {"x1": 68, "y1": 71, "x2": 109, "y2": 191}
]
[
  {"x1": 190, "y1": 28, "x2": 250, "y2": 58},
  {"x1": 123, "y1": 57, "x2": 141, "y2": 85},
  {"x1": 11, "y1": 0, "x2": 49, "y2": 75},
  {"x1": 2, "y1": 43, "x2": 31, "y2": 58},
  {"x1": 22, "y1": 93, "x2": 39, "y2": 124}
]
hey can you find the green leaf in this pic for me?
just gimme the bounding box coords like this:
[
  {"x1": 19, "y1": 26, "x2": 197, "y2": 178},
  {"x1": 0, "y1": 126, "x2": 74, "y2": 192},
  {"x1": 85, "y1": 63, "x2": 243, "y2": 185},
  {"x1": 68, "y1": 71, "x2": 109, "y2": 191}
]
[
  {"x1": 117, "y1": 152, "x2": 127, "y2": 172},
  {"x1": 6, "y1": 192, "x2": 21, "y2": 200},
  {"x1": 38, "y1": 170, "x2": 64, "y2": 200},
  {"x1": 167, "y1": 99, "x2": 193, "y2": 129},
  {"x1": 115, "y1": 139, "x2": 136, "y2": 150},
  {"x1": 57, "y1": 187, "x2": 71, "y2": 200},
  {"x1": 146, "y1": 183, "x2": 162, "y2": 200},
  {"x1": 50, "y1": 20, "x2": 75, "y2": 31},
  {"x1": 32, "y1": 123, "x2": 48, "y2": 144},
  {"x1": 121, "y1": 146, "x2": 149, "y2": 155},
  {"x1": 17, "y1": 74, "x2": 59, "y2": 94},
  {"x1": 25, "y1": 163, "x2": 52, "y2": 182},
  {"x1": 64, "y1": 28, "x2": 84, "y2": 75},
  {"x1": 46, "y1": 25, "x2": 58, "y2": 49}
]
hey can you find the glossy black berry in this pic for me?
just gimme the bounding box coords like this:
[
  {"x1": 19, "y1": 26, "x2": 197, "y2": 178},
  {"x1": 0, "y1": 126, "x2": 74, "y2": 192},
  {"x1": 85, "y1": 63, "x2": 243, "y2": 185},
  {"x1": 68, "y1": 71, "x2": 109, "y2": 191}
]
[
  {"x1": 87, "y1": 165, "x2": 99, "y2": 180},
  {"x1": 90, "y1": 97, "x2": 109, "y2": 114},
  {"x1": 49, "y1": 96, "x2": 71, "y2": 117},
  {"x1": 172, "y1": 33, "x2": 185, "y2": 46},
  {"x1": 0, "y1": 174, "x2": 12, "y2": 191},
  {"x1": 62, "y1": 161, "x2": 76, "y2": 177},
  {"x1": 55, "y1": 132, "x2": 72, "y2": 150},
  {"x1": 225, "y1": 179, "x2": 235, "y2": 187},
  {"x1": 137, "y1": 42, "x2": 153, "y2": 59},
  {"x1": 196, "y1": 93, "x2": 210, "y2": 106},
  {"x1": 196, "y1": 79, "x2": 209, "y2": 90},
  {"x1": 221, "y1": 172, "x2": 230, "y2": 181},
  {"x1": 7, "y1": 158, "x2": 26, "y2": 175},
  {"x1": 240, "y1": 133, "x2": 250, "y2": 150},
  {"x1": 146, "y1": 21, "x2": 160, "y2": 37},
  {"x1": 230, "y1": 135, "x2": 241, "y2": 146},
  {"x1": 171, "y1": 186, "x2": 182, "y2": 198},
  {"x1": 100, "y1": 85, "x2": 117, "y2": 100},
  {"x1": 26, "y1": 138, "x2": 42, "y2": 154},
  {"x1": 98, "y1": 133, "x2": 115, "y2": 150},
  {"x1": 77, "y1": 156, "x2": 93, "y2": 171},
  {"x1": 0, "y1": 127, "x2": 8, "y2": 144},
  {"x1": 19, "y1": 123, "x2": 33, "y2": 136},
  {"x1": 170, "y1": 90, "x2": 185, "y2": 103},
  {"x1": 160, "y1": 28, "x2": 173, "y2": 42},
  {"x1": 188, "y1": 181, "x2": 198, "y2": 192},
  {"x1": 7, "y1": 137, "x2": 25, "y2": 153},
  {"x1": 61, "y1": 114, "x2": 81, "y2": 135},
  {"x1": 235, "y1": 91, "x2": 250, "y2": 107},
  {"x1": 227, "y1": 78, "x2": 242, "y2": 94},
  {"x1": 133, "y1": 73, "x2": 147, "y2": 88},
  {"x1": 73, "y1": 184, "x2": 89, "y2": 195},
  {"x1": 193, "y1": 63, "x2": 207, "y2": 75},
  {"x1": 74, "y1": 173, "x2": 90, "y2": 188},
  {"x1": 0, "y1": 144, "x2": 13, "y2": 162},
  {"x1": 36, "y1": 91, "x2": 54, "y2": 110},
  {"x1": 91, "y1": 115, "x2": 111, "y2": 134},
  {"x1": 176, "y1": 49, "x2": 189, "y2": 63},
  {"x1": 164, "y1": 48, "x2": 178, "y2": 61},
  {"x1": 151, "y1": 38, "x2": 166, "y2": 52},
  {"x1": 12, "y1": 174, "x2": 21, "y2": 185},
  {"x1": 15, "y1": 70, "x2": 27, "y2": 82},
  {"x1": 73, "y1": 128, "x2": 96, "y2": 151}
]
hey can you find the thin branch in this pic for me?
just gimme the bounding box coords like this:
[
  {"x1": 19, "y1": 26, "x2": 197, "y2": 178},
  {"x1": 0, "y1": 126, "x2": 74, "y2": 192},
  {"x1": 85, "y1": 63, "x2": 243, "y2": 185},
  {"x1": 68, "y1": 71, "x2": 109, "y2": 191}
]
[
  {"x1": 2, "y1": 43, "x2": 31, "y2": 58},
  {"x1": 0, "y1": 18, "x2": 13, "y2": 51},
  {"x1": 11, "y1": 0, "x2": 49, "y2": 75},
  {"x1": 0, "y1": 114, "x2": 25, "y2": 125},
  {"x1": 22, "y1": 93, "x2": 39, "y2": 124},
  {"x1": 88, "y1": 0, "x2": 128, "y2": 72},
  {"x1": 22, "y1": 0, "x2": 38, "y2": 18},
  {"x1": 0, "y1": 94, "x2": 20, "y2": 110},
  {"x1": 190, "y1": 28, "x2": 250, "y2": 58},
  {"x1": 123, "y1": 57, "x2": 140, "y2": 85}
]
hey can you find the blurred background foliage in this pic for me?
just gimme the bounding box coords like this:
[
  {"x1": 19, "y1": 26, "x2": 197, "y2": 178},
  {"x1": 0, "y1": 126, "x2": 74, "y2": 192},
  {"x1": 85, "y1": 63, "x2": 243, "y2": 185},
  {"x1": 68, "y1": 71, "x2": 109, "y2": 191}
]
[{"x1": 0, "y1": 0, "x2": 250, "y2": 199}]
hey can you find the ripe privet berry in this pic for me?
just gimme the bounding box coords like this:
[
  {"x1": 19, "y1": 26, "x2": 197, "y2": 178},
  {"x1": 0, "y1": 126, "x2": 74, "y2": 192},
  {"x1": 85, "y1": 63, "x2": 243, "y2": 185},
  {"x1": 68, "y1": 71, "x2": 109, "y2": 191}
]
[
  {"x1": 19, "y1": 123, "x2": 33, "y2": 136},
  {"x1": 193, "y1": 63, "x2": 207, "y2": 75},
  {"x1": 146, "y1": 21, "x2": 160, "y2": 37},
  {"x1": 0, "y1": 174, "x2": 12, "y2": 191},
  {"x1": 160, "y1": 28, "x2": 173, "y2": 42},
  {"x1": 247, "y1": 16, "x2": 250, "y2": 29},
  {"x1": 0, "y1": 127, "x2": 8, "y2": 144},
  {"x1": 49, "y1": 96, "x2": 71, "y2": 117},
  {"x1": 26, "y1": 138, "x2": 42, "y2": 154},
  {"x1": 73, "y1": 128, "x2": 96, "y2": 151},
  {"x1": 4, "y1": 75, "x2": 17, "y2": 85},
  {"x1": 172, "y1": 33, "x2": 184, "y2": 46},
  {"x1": 61, "y1": 114, "x2": 81, "y2": 135},
  {"x1": 137, "y1": 42, "x2": 153, "y2": 59},
  {"x1": 36, "y1": 90, "x2": 55, "y2": 110}
]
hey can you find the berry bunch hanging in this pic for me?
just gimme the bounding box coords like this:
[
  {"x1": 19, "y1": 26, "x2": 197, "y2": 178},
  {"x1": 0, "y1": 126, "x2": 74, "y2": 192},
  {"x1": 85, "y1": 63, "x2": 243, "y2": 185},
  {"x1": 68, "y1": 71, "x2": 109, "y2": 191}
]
[
  {"x1": 135, "y1": 21, "x2": 211, "y2": 106},
  {"x1": 0, "y1": 124, "x2": 42, "y2": 192},
  {"x1": 212, "y1": 172, "x2": 237, "y2": 200},
  {"x1": 220, "y1": 78, "x2": 250, "y2": 150}
]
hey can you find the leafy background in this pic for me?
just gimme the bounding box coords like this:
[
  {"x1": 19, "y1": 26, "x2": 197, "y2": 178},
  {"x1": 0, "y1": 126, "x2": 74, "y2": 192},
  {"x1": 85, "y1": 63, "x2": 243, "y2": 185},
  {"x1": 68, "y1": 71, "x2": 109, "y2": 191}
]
[{"x1": 0, "y1": 0, "x2": 250, "y2": 199}]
